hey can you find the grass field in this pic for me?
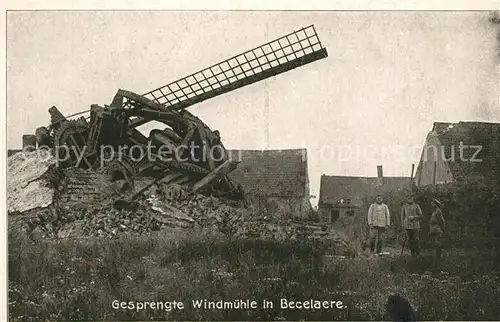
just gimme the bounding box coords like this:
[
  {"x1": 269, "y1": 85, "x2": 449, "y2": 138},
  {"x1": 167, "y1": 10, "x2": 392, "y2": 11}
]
[{"x1": 8, "y1": 230, "x2": 500, "y2": 321}]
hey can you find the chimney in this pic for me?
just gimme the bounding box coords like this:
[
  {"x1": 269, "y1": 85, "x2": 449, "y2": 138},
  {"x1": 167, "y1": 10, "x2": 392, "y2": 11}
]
[
  {"x1": 377, "y1": 165, "x2": 383, "y2": 178},
  {"x1": 377, "y1": 165, "x2": 384, "y2": 185}
]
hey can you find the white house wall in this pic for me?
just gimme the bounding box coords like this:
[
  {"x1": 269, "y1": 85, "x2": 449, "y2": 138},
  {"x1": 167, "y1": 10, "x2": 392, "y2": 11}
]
[{"x1": 415, "y1": 131, "x2": 454, "y2": 186}]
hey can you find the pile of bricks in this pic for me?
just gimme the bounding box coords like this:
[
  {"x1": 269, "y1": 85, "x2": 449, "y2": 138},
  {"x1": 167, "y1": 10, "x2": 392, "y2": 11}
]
[{"x1": 8, "y1": 153, "x2": 356, "y2": 256}]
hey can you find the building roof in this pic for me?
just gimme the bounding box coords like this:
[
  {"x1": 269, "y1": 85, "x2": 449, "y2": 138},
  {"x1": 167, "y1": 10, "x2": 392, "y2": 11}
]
[
  {"x1": 431, "y1": 121, "x2": 500, "y2": 180},
  {"x1": 319, "y1": 175, "x2": 410, "y2": 207},
  {"x1": 227, "y1": 149, "x2": 308, "y2": 198}
]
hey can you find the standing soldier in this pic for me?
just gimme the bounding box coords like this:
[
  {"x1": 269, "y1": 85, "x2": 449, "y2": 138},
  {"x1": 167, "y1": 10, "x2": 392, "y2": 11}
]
[
  {"x1": 401, "y1": 194, "x2": 423, "y2": 257},
  {"x1": 429, "y1": 198, "x2": 445, "y2": 265},
  {"x1": 368, "y1": 194, "x2": 391, "y2": 254}
]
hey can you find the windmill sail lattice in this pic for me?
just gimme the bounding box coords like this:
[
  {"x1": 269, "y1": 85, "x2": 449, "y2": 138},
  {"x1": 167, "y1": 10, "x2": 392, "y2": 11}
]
[{"x1": 123, "y1": 25, "x2": 328, "y2": 111}]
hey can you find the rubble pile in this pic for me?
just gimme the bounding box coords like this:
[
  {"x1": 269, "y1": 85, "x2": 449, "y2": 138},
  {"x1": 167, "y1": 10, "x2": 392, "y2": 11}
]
[
  {"x1": 7, "y1": 150, "x2": 58, "y2": 215},
  {"x1": 37, "y1": 183, "x2": 245, "y2": 239},
  {"x1": 7, "y1": 26, "x2": 340, "y2": 249},
  {"x1": 58, "y1": 168, "x2": 112, "y2": 209},
  {"x1": 8, "y1": 152, "x2": 356, "y2": 256},
  {"x1": 58, "y1": 203, "x2": 187, "y2": 239},
  {"x1": 149, "y1": 185, "x2": 355, "y2": 254}
]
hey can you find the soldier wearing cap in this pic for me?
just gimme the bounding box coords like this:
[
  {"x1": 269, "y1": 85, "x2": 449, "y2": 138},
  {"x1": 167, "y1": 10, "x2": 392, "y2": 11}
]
[
  {"x1": 401, "y1": 194, "x2": 423, "y2": 256},
  {"x1": 367, "y1": 194, "x2": 391, "y2": 254},
  {"x1": 429, "y1": 198, "x2": 445, "y2": 264}
]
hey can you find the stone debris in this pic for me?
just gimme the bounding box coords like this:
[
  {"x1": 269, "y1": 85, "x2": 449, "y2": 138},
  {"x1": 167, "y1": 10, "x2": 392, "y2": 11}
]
[
  {"x1": 8, "y1": 152, "x2": 357, "y2": 256},
  {"x1": 7, "y1": 150, "x2": 58, "y2": 214},
  {"x1": 6, "y1": 27, "x2": 342, "y2": 254}
]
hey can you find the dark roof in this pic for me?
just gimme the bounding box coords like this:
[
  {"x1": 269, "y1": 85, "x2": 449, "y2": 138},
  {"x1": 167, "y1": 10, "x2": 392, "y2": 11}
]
[
  {"x1": 227, "y1": 149, "x2": 308, "y2": 197},
  {"x1": 319, "y1": 175, "x2": 410, "y2": 207},
  {"x1": 432, "y1": 121, "x2": 500, "y2": 180}
]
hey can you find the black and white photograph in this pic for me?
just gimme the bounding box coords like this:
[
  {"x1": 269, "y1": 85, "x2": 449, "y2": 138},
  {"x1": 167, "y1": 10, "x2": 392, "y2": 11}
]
[{"x1": 5, "y1": 7, "x2": 500, "y2": 321}]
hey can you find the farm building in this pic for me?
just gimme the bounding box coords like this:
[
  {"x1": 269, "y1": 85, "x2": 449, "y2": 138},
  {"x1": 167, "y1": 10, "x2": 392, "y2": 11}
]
[
  {"x1": 414, "y1": 121, "x2": 500, "y2": 186},
  {"x1": 318, "y1": 166, "x2": 410, "y2": 225},
  {"x1": 227, "y1": 148, "x2": 312, "y2": 218}
]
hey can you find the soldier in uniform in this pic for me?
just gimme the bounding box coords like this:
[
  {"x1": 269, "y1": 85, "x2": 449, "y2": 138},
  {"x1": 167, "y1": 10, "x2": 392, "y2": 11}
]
[
  {"x1": 429, "y1": 198, "x2": 445, "y2": 265},
  {"x1": 367, "y1": 194, "x2": 391, "y2": 254},
  {"x1": 401, "y1": 194, "x2": 424, "y2": 257}
]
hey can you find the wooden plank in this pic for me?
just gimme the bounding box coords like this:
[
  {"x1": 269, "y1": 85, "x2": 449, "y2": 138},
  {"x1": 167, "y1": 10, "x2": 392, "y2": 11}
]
[
  {"x1": 173, "y1": 126, "x2": 197, "y2": 161},
  {"x1": 69, "y1": 135, "x2": 92, "y2": 169},
  {"x1": 112, "y1": 89, "x2": 163, "y2": 110},
  {"x1": 192, "y1": 160, "x2": 238, "y2": 193},
  {"x1": 159, "y1": 172, "x2": 183, "y2": 184},
  {"x1": 197, "y1": 124, "x2": 215, "y2": 171}
]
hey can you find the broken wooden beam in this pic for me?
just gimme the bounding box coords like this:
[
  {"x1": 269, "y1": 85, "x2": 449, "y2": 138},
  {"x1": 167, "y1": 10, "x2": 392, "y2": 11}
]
[
  {"x1": 192, "y1": 160, "x2": 239, "y2": 193},
  {"x1": 48, "y1": 106, "x2": 67, "y2": 126}
]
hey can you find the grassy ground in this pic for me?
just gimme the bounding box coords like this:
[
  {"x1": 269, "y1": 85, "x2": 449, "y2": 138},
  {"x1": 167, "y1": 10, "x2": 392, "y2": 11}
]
[{"x1": 8, "y1": 230, "x2": 500, "y2": 321}]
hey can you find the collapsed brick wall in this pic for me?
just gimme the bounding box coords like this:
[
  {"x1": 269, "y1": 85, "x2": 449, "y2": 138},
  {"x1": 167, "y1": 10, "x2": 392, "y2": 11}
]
[{"x1": 7, "y1": 152, "x2": 357, "y2": 256}]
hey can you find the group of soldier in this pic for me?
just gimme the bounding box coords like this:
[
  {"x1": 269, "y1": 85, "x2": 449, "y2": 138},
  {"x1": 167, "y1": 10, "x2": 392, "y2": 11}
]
[{"x1": 367, "y1": 193, "x2": 446, "y2": 263}]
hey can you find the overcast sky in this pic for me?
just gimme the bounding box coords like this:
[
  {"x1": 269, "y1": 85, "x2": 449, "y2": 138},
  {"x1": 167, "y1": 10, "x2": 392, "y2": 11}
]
[{"x1": 7, "y1": 11, "x2": 500, "y2": 203}]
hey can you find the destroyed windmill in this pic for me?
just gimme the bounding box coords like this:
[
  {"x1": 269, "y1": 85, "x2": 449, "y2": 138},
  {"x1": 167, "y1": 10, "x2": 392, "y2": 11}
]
[{"x1": 29, "y1": 25, "x2": 328, "y2": 199}]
